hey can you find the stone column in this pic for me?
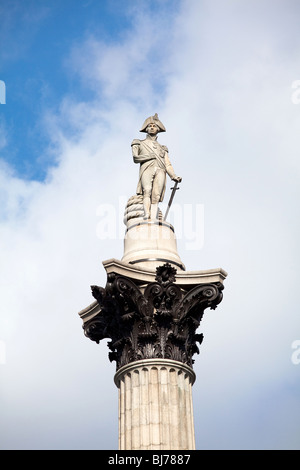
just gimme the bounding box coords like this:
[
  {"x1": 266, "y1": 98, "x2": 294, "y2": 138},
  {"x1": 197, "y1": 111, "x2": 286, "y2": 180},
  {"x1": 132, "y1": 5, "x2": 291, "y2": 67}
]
[
  {"x1": 79, "y1": 260, "x2": 226, "y2": 450},
  {"x1": 114, "y1": 359, "x2": 196, "y2": 450}
]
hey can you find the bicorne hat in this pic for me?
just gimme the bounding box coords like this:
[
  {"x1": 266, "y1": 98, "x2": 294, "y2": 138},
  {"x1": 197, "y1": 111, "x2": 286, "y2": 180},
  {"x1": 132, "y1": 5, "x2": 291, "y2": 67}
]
[{"x1": 140, "y1": 113, "x2": 166, "y2": 133}]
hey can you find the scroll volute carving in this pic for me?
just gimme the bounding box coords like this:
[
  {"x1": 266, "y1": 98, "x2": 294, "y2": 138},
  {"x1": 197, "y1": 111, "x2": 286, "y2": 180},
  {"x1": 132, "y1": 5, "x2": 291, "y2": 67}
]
[{"x1": 83, "y1": 264, "x2": 224, "y2": 370}]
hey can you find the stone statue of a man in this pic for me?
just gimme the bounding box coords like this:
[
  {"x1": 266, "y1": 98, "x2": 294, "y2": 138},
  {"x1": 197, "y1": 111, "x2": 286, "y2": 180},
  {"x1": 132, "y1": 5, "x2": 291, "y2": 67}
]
[{"x1": 131, "y1": 114, "x2": 182, "y2": 220}]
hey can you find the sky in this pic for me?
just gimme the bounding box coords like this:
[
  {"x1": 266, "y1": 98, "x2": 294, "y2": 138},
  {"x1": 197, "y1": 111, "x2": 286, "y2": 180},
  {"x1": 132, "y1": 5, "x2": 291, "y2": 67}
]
[{"x1": 0, "y1": 0, "x2": 300, "y2": 450}]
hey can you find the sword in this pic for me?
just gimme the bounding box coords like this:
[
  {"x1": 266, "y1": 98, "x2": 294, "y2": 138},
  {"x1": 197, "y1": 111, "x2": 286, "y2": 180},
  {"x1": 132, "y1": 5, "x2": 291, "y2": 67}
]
[{"x1": 164, "y1": 180, "x2": 180, "y2": 220}]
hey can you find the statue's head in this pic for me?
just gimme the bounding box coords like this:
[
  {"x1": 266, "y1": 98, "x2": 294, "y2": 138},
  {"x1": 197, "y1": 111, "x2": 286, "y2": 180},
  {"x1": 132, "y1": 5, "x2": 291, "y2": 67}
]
[{"x1": 140, "y1": 113, "x2": 166, "y2": 133}]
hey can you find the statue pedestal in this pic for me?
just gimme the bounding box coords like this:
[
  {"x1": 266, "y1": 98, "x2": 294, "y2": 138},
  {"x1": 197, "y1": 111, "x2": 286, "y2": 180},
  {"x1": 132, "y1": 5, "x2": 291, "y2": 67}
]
[{"x1": 122, "y1": 219, "x2": 185, "y2": 272}]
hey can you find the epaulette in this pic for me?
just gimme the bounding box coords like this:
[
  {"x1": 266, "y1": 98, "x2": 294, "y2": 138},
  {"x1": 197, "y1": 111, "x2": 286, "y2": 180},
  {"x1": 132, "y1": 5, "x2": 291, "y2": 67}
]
[
  {"x1": 161, "y1": 145, "x2": 168, "y2": 152},
  {"x1": 131, "y1": 139, "x2": 141, "y2": 146}
]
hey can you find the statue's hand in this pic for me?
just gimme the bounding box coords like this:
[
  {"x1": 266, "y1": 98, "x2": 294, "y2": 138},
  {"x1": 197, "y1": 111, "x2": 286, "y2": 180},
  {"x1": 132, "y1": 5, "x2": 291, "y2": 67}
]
[{"x1": 172, "y1": 175, "x2": 182, "y2": 183}]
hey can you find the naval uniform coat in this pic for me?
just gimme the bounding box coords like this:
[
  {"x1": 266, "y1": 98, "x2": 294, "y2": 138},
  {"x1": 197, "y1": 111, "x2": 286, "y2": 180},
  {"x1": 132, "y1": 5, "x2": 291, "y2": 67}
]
[{"x1": 131, "y1": 136, "x2": 176, "y2": 202}]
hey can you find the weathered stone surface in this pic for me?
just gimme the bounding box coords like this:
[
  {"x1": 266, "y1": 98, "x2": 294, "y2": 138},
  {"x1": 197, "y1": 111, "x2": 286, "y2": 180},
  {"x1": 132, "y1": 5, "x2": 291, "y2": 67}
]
[
  {"x1": 132, "y1": 114, "x2": 181, "y2": 220},
  {"x1": 81, "y1": 262, "x2": 224, "y2": 371},
  {"x1": 121, "y1": 220, "x2": 185, "y2": 272},
  {"x1": 114, "y1": 359, "x2": 196, "y2": 450}
]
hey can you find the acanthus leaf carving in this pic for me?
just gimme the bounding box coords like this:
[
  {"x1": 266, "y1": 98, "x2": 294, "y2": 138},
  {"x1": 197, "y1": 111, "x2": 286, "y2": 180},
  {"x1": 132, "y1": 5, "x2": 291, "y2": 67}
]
[{"x1": 82, "y1": 264, "x2": 224, "y2": 369}]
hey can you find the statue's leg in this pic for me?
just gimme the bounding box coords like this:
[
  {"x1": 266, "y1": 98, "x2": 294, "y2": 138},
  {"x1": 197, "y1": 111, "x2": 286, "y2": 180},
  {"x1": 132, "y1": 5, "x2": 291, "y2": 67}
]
[
  {"x1": 151, "y1": 170, "x2": 165, "y2": 219},
  {"x1": 150, "y1": 202, "x2": 158, "y2": 219},
  {"x1": 143, "y1": 195, "x2": 151, "y2": 219},
  {"x1": 141, "y1": 169, "x2": 154, "y2": 220}
]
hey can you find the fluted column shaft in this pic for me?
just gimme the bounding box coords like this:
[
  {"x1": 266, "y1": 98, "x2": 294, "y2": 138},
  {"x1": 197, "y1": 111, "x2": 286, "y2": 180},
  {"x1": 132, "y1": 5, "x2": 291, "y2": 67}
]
[{"x1": 114, "y1": 359, "x2": 196, "y2": 450}]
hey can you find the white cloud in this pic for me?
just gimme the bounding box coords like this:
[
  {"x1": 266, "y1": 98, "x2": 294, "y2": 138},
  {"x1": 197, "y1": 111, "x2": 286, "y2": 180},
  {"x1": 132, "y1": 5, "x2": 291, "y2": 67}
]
[{"x1": 0, "y1": 0, "x2": 300, "y2": 450}]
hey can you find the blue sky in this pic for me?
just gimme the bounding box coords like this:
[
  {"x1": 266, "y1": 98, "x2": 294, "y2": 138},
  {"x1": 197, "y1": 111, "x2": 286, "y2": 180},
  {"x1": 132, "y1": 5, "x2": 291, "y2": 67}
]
[
  {"x1": 1, "y1": 0, "x2": 300, "y2": 450},
  {"x1": 1, "y1": 0, "x2": 179, "y2": 180}
]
